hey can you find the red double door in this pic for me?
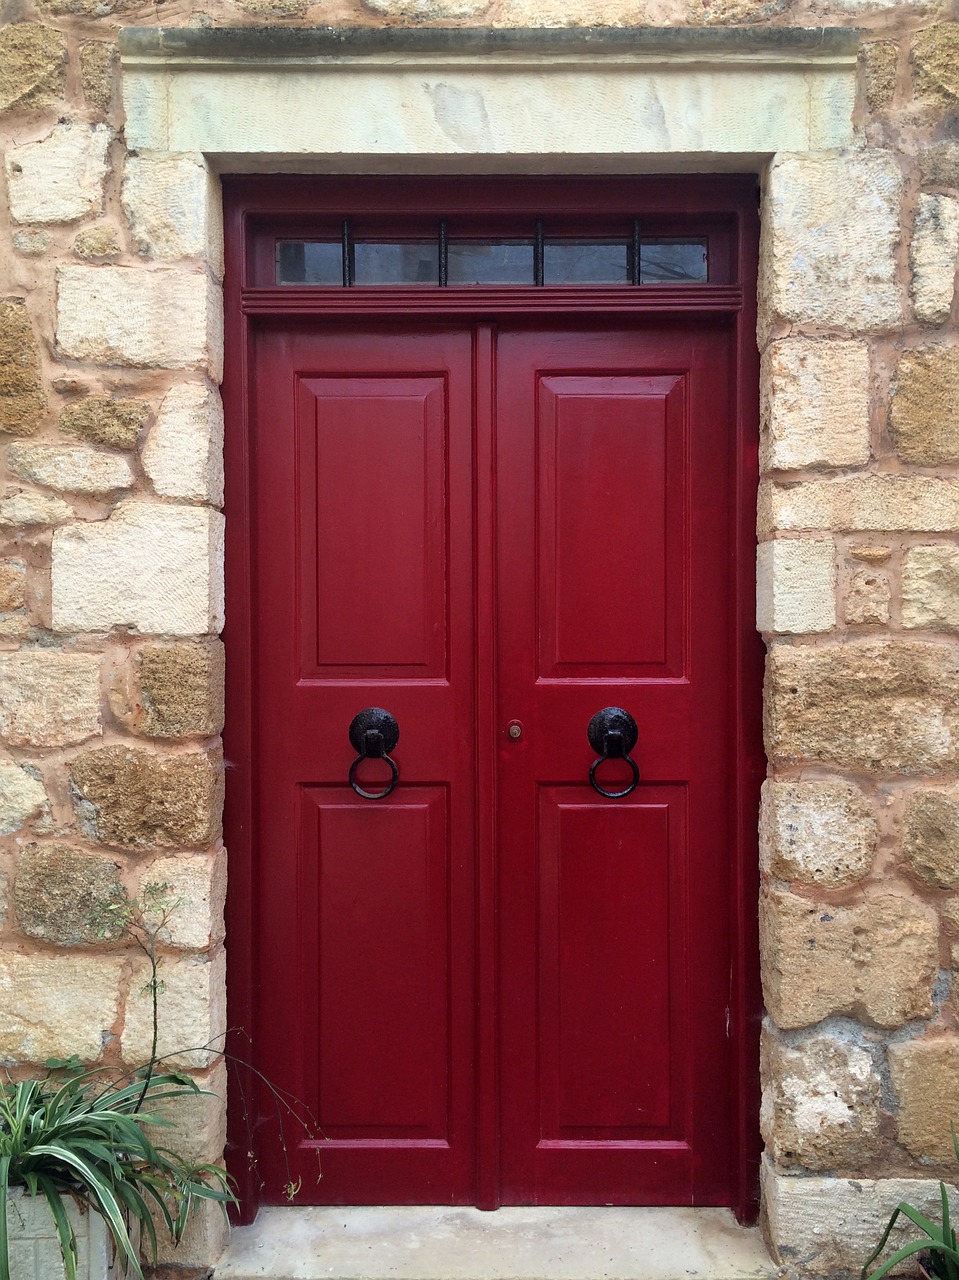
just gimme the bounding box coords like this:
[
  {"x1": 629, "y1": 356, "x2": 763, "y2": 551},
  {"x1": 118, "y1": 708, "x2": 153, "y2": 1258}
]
[{"x1": 251, "y1": 316, "x2": 736, "y2": 1208}]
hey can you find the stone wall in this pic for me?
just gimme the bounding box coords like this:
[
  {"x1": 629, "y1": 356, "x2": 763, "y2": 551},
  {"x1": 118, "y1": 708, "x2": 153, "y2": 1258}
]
[{"x1": 1, "y1": 0, "x2": 958, "y2": 1276}]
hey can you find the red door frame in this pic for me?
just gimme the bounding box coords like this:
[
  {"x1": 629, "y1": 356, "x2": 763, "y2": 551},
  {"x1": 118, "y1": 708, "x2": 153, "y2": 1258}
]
[{"x1": 220, "y1": 174, "x2": 764, "y2": 1225}]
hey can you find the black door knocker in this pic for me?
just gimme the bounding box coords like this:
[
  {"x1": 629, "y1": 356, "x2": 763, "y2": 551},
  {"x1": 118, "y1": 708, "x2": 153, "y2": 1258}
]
[
  {"x1": 587, "y1": 707, "x2": 640, "y2": 799},
  {"x1": 348, "y1": 708, "x2": 400, "y2": 799}
]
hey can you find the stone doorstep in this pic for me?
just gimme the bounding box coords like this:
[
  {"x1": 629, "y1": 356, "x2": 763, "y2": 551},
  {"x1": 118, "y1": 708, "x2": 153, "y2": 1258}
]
[{"x1": 213, "y1": 1205, "x2": 775, "y2": 1280}]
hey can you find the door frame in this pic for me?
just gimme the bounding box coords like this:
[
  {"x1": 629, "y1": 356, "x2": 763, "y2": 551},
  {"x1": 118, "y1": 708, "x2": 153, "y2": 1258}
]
[{"x1": 221, "y1": 173, "x2": 764, "y2": 1223}]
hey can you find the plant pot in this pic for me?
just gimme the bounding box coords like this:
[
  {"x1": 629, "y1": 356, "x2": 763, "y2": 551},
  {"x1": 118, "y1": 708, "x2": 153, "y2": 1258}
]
[{"x1": 6, "y1": 1187, "x2": 134, "y2": 1280}]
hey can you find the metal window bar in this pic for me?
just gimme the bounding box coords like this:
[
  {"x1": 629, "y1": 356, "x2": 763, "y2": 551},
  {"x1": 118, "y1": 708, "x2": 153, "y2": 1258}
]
[
  {"x1": 534, "y1": 220, "x2": 545, "y2": 287},
  {"x1": 438, "y1": 220, "x2": 448, "y2": 286},
  {"x1": 342, "y1": 220, "x2": 353, "y2": 287},
  {"x1": 631, "y1": 219, "x2": 641, "y2": 286}
]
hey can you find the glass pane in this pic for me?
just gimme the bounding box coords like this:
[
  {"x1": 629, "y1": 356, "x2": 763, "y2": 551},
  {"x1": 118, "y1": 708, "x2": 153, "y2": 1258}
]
[
  {"x1": 640, "y1": 238, "x2": 708, "y2": 284},
  {"x1": 447, "y1": 241, "x2": 533, "y2": 285},
  {"x1": 277, "y1": 240, "x2": 341, "y2": 285},
  {"x1": 544, "y1": 241, "x2": 629, "y2": 284},
  {"x1": 354, "y1": 242, "x2": 439, "y2": 285}
]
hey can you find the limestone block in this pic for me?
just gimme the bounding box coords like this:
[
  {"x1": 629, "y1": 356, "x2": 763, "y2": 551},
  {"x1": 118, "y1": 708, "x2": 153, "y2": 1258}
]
[
  {"x1": 913, "y1": 23, "x2": 959, "y2": 108},
  {"x1": 902, "y1": 787, "x2": 959, "y2": 888},
  {"x1": 122, "y1": 950, "x2": 226, "y2": 1068},
  {"x1": 73, "y1": 226, "x2": 120, "y2": 261},
  {"x1": 760, "y1": 339, "x2": 870, "y2": 472},
  {"x1": 0, "y1": 651, "x2": 101, "y2": 748},
  {"x1": 137, "y1": 850, "x2": 226, "y2": 950},
  {"x1": 921, "y1": 140, "x2": 959, "y2": 189},
  {"x1": 13, "y1": 230, "x2": 50, "y2": 257},
  {"x1": 903, "y1": 545, "x2": 959, "y2": 630},
  {"x1": 143, "y1": 1060, "x2": 227, "y2": 1165},
  {"x1": 5, "y1": 123, "x2": 111, "y2": 226},
  {"x1": 762, "y1": 1156, "x2": 959, "y2": 1275},
  {"x1": 891, "y1": 348, "x2": 959, "y2": 464},
  {"x1": 142, "y1": 383, "x2": 224, "y2": 504},
  {"x1": 153, "y1": 1195, "x2": 229, "y2": 1268},
  {"x1": 758, "y1": 475, "x2": 959, "y2": 535},
  {"x1": 760, "y1": 152, "x2": 902, "y2": 337},
  {"x1": 59, "y1": 397, "x2": 149, "y2": 450},
  {"x1": 134, "y1": 639, "x2": 225, "y2": 738},
  {"x1": 0, "y1": 300, "x2": 44, "y2": 438},
  {"x1": 0, "y1": 492, "x2": 73, "y2": 527},
  {"x1": 0, "y1": 561, "x2": 26, "y2": 613},
  {"x1": 760, "y1": 889, "x2": 937, "y2": 1029},
  {"x1": 685, "y1": 0, "x2": 788, "y2": 20},
  {"x1": 494, "y1": 0, "x2": 640, "y2": 20},
  {"x1": 71, "y1": 745, "x2": 223, "y2": 850},
  {"x1": 0, "y1": 759, "x2": 46, "y2": 835},
  {"x1": 363, "y1": 0, "x2": 488, "y2": 14},
  {"x1": 760, "y1": 780, "x2": 876, "y2": 887},
  {"x1": 766, "y1": 640, "x2": 959, "y2": 774},
  {"x1": 56, "y1": 267, "x2": 223, "y2": 379},
  {"x1": 236, "y1": 0, "x2": 309, "y2": 13},
  {"x1": 862, "y1": 41, "x2": 898, "y2": 113},
  {"x1": 845, "y1": 565, "x2": 891, "y2": 626},
  {"x1": 15, "y1": 842, "x2": 124, "y2": 945},
  {"x1": 761, "y1": 1027, "x2": 881, "y2": 1171},
  {"x1": 7, "y1": 443, "x2": 134, "y2": 496},
  {"x1": 52, "y1": 501, "x2": 225, "y2": 636},
  {"x1": 79, "y1": 41, "x2": 115, "y2": 113},
  {"x1": 889, "y1": 1038, "x2": 959, "y2": 1161},
  {"x1": 756, "y1": 540, "x2": 835, "y2": 634},
  {"x1": 910, "y1": 195, "x2": 959, "y2": 324},
  {"x1": 0, "y1": 23, "x2": 66, "y2": 115},
  {"x1": 0, "y1": 952, "x2": 123, "y2": 1062},
  {"x1": 122, "y1": 154, "x2": 223, "y2": 277}
]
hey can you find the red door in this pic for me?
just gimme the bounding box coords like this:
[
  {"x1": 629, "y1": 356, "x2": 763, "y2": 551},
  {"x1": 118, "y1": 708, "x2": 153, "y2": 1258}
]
[{"x1": 249, "y1": 314, "x2": 738, "y2": 1208}]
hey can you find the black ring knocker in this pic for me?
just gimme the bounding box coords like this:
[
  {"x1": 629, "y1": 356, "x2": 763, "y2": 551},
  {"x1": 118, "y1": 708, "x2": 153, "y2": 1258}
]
[
  {"x1": 348, "y1": 708, "x2": 400, "y2": 799},
  {"x1": 587, "y1": 707, "x2": 640, "y2": 799}
]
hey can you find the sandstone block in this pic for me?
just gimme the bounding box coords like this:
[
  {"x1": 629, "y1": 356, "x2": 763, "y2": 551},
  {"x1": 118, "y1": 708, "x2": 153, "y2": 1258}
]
[
  {"x1": 135, "y1": 640, "x2": 225, "y2": 738},
  {"x1": 0, "y1": 952, "x2": 123, "y2": 1063},
  {"x1": 762, "y1": 1156, "x2": 959, "y2": 1274},
  {"x1": 52, "y1": 501, "x2": 225, "y2": 636},
  {"x1": 79, "y1": 41, "x2": 115, "y2": 113},
  {"x1": 122, "y1": 950, "x2": 226, "y2": 1068},
  {"x1": 760, "y1": 152, "x2": 902, "y2": 338},
  {"x1": 758, "y1": 475, "x2": 959, "y2": 535},
  {"x1": 13, "y1": 230, "x2": 50, "y2": 257},
  {"x1": 59, "y1": 397, "x2": 149, "y2": 450},
  {"x1": 845, "y1": 565, "x2": 891, "y2": 626},
  {"x1": 921, "y1": 140, "x2": 959, "y2": 189},
  {"x1": 913, "y1": 23, "x2": 959, "y2": 108},
  {"x1": 142, "y1": 383, "x2": 224, "y2": 504},
  {"x1": 889, "y1": 1038, "x2": 959, "y2": 1161},
  {"x1": 5, "y1": 123, "x2": 111, "y2": 226},
  {"x1": 684, "y1": 0, "x2": 789, "y2": 21},
  {"x1": 71, "y1": 745, "x2": 223, "y2": 849},
  {"x1": 0, "y1": 23, "x2": 66, "y2": 115},
  {"x1": 902, "y1": 787, "x2": 959, "y2": 888},
  {"x1": 903, "y1": 545, "x2": 959, "y2": 630},
  {"x1": 766, "y1": 640, "x2": 959, "y2": 774},
  {"x1": 760, "y1": 889, "x2": 937, "y2": 1029},
  {"x1": 56, "y1": 267, "x2": 223, "y2": 379},
  {"x1": 760, "y1": 780, "x2": 876, "y2": 887},
  {"x1": 15, "y1": 842, "x2": 124, "y2": 945},
  {"x1": 153, "y1": 1195, "x2": 229, "y2": 1268},
  {"x1": 122, "y1": 155, "x2": 224, "y2": 277},
  {"x1": 862, "y1": 41, "x2": 898, "y2": 112},
  {"x1": 143, "y1": 1060, "x2": 227, "y2": 1165},
  {"x1": 891, "y1": 348, "x2": 959, "y2": 464},
  {"x1": 756, "y1": 539, "x2": 835, "y2": 634},
  {"x1": 760, "y1": 339, "x2": 870, "y2": 472},
  {"x1": 0, "y1": 561, "x2": 26, "y2": 613},
  {"x1": 761, "y1": 1027, "x2": 881, "y2": 1171},
  {"x1": 363, "y1": 0, "x2": 487, "y2": 13},
  {"x1": 73, "y1": 226, "x2": 120, "y2": 261},
  {"x1": 0, "y1": 492, "x2": 73, "y2": 527},
  {"x1": 910, "y1": 194, "x2": 959, "y2": 324},
  {"x1": 0, "y1": 651, "x2": 101, "y2": 748},
  {"x1": 0, "y1": 759, "x2": 46, "y2": 835},
  {"x1": 0, "y1": 300, "x2": 44, "y2": 438},
  {"x1": 7, "y1": 443, "x2": 134, "y2": 496},
  {"x1": 137, "y1": 850, "x2": 226, "y2": 950}
]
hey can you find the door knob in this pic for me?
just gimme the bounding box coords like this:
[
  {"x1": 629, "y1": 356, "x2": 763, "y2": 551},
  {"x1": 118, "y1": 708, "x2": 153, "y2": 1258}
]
[
  {"x1": 348, "y1": 708, "x2": 400, "y2": 799},
  {"x1": 587, "y1": 707, "x2": 639, "y2": 799}
]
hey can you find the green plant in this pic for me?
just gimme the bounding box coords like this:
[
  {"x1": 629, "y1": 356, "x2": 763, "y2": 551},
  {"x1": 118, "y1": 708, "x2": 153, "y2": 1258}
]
[{"x1": 862, "y1": 1128, "x2": 959, "y2": 1280}]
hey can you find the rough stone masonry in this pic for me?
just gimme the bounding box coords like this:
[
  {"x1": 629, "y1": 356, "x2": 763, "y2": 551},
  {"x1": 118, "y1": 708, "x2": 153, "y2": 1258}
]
[{"x1": 1, "y1": 0, "x2": 959, "y2": 1275}]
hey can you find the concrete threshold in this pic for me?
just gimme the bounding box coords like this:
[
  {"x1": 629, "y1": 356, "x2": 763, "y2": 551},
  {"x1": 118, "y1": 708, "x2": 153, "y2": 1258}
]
[{"x1": 214, "y1": 1205, "x2": 776, "y2": 1280}]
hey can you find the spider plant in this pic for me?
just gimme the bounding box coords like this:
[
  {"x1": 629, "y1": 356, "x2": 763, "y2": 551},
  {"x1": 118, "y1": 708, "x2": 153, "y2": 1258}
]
[
  {"x1": 0, "y1": 1061, "x2": 235, "y2": 1280},
  {"x1": 861, "y1": 1127, "x2": 959, "y2": 1280}
]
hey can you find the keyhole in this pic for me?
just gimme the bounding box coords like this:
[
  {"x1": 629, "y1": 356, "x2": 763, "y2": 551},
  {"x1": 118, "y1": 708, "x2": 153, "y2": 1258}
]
[{"x1": 507, "y1": 720, "x2": 523, "y2": 740}]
